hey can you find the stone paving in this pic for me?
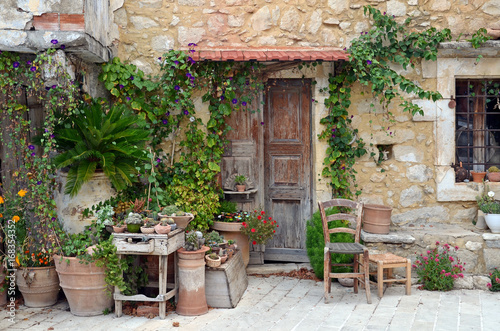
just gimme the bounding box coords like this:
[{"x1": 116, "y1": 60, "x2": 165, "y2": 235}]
[{"x1": 2, "y1": 273, "x2": 500, "y2": 331}]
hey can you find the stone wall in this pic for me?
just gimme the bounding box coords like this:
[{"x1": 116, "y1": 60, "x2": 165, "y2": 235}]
[{"x1": 111, "y1": 0, "x2": 500, "y2": 230}]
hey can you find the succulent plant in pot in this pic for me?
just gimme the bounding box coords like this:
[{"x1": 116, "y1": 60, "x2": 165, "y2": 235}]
[
  {"x1": 141, "y1": 219, "x2": 156, "y2": 234},
  {"x1": 205, "y1": 252, "x2": 221, "y2": 268},
  {"x1": 113, "y1": 217, "x2": 126, "y2": 233},
  {"x1": 154, "y1": 218, "x2": 173, "y2": 234},
  {"x1": 125, "y1": 212, "x2": 143, "y2": 233},
  {"x1": 488, "y1": 166, "x2": 500, "y2": 182}
]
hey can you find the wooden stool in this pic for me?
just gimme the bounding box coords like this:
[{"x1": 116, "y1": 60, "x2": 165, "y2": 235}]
[{"x1": 369, "y1": 253, "x2": 411, "y2": 298}]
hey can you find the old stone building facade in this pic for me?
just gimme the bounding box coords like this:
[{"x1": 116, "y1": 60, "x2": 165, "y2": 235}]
[{"x1": 1, "y1": 0, "x2": 500, "y2": 280}]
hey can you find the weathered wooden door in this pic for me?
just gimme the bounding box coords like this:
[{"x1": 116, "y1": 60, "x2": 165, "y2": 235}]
[{"x1": 263, "y1": 79, "x2": 312, "y2": 262}]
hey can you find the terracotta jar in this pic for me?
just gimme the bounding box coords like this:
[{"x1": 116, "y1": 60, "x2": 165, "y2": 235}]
[
  {"x1": 15, "y1": 266, "x2": 60, "y2": 307},
  {"x1": 471, "y1": 171, "x2": 487, "y2": 183}
]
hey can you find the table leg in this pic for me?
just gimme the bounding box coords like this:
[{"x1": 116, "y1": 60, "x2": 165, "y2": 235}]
[
  {"x1": 115, "y1": 254, "x2": 123, "y2": 317},
  {"x1": 377, "y1": 260, "x2": 384, "y2": 298},
  {"x1": 405, "y1": 259, "x2": 412, "y2": 295},
  {"x1": 159, "y1": 255, "x2": 167, "y2": 319}
]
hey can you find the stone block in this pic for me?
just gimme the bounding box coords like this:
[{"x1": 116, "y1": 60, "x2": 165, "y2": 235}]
[
  {"x1": 454, "y1": 276, "x2": 474, "y2": 290},
  {"x1": 484, "y1": 248, "x2": 500, "y2": 271},
  {"x1": 391, "y1": 206, "x2": 449, "y2": 226},
  {"x1": 473, "y1": 275, "x2": 491, "y2": 290},
  {"x1": 406, "y1": 165, "x2": 433, "y2": 182},
  {"x1": 393, "y1": 145, "x2": 423, "y2": 163},
  {"x1": 399, "y1": 185, "x2": 424, "y2": 207},
  {"x1": 361, "y1": 230, "x2": 415, "y2": 244}
]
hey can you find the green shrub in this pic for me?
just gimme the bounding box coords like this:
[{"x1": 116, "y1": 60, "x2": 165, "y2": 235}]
[{"x1": 306, "y1": 207, "x2": 354, "y2": 280}]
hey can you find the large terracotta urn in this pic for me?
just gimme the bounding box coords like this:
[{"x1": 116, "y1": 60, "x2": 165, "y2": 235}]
[
  {"x1": 176, "y1": 246, "x2": 210, "y2": 316},
  {"x1": 211, "y1": 221, "x2": 249, "y2": 267},
  {"x1": 15, "y1": 266, "x2": 60, "y2": 307}
]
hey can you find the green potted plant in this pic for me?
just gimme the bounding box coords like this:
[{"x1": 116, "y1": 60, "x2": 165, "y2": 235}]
[
  {"x1": 125, "y1": 212, "x2": 143, "y2": 233},
  {"x1": 476, "y1": 189, "x2": 500, "y2": 233},
  {"x1": 159, "y1": 205, "x2": 193, "y2": 229},
  {"x1": 52, "y1": 100, "x2": 151, "y2": 197},
  {"x1": 113, "y1": 218, "x2": 126, "y2": 233},
  {"x1": 234, "y1": 175, "x2": 247, "y2": 192},
  {"x1": 205, "y1": 230, "x2": 224, "y2": 254},
  {"x1": 488, "y1": 166, "x2": 500, "y2": 182}
]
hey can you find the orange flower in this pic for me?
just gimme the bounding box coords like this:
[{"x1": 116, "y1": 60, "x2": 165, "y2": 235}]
[
  {"x1": 13, "y1": 215, "x2": 20, "y2": 222},
  {"x1": 18, "y1": 189, "x2": 28, "y2": 197},
  {"x1": 0, "y1": 213, "x2": 3, "y2": 218},
  {"x1": 0, "y1": 196, "x2": 4, "y2": 204},
  {"x1": 15, "y1": 255, "x2": 20, "y2": 266}
]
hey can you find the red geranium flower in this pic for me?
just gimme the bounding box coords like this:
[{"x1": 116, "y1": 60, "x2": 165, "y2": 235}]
[
  {"x1": 251, "y1": 228, "x2": 256, "y2": 232},
  {"x1": 261, "y1": 211, "x2": 265, "y2": 215},
  {"x1": 263, "y1": 220, "x2": 267, "y2": 223},
  {"x1": 252, "y1": 241, "x2": 257, "y2": 245},
  {"x1": 257, "y1": 215, "x2": 262, "y2": 220}
]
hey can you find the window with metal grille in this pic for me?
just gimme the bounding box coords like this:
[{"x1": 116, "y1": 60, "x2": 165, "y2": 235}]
[{"x1": 455, "y1": 79, "x2": 500, "y2": 172}]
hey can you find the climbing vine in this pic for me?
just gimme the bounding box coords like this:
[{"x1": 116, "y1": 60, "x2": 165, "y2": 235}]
[{"x1": 318, "y1": 5, "x2": 491, "y2": 198}]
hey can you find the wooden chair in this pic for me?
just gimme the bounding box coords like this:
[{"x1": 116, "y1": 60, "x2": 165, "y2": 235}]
[{"x1": 319, "y1": 199, "x2": 371, "y2": 304}]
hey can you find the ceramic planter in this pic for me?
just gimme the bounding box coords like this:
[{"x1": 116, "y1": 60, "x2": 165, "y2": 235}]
[
  {"x1": 485, "y1": 214, "x2": 500, "y2": 233},
  {"x1": 15, "y1": 266, "x2": 60, "y2": 307},
  {"x1": 53, "y1": 255, "x2": 113, "y2": 316},
  {"x1": 127, "y1": 224, "x2": 141, "y2": 233},
  {"x1": 362, "y1": 204, "x2": 392, "y2": 234},
  {"x1": 158, "y1": 213, "x2": 194, "y2": 229},
  {"x1": 205, "y1": 255, "x2": 222, "y2": 268},
  {"x1": 211, "y1": 221, "x2": 249, "y2": 267},
  {"x1": 176, "y1": 246, "x2": 210, "y2": 316},
  {"x1": 113, "y1": 225, "x2": 126, "y2": 233},
  {"x1": 140, "y1": 226, "x2": 155, "y2": 234},
  {"x1": 471, "y1": 171, "x2": 487, "y2": 183},
  {"x1": 154, "y1": 224, "x2": 171, "y2": 234},
  {"x1": 488, "y1": 172, "x2": 500, "y2": 182}
]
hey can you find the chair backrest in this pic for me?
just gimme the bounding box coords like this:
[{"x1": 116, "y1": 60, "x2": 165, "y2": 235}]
[{"x1": 318, "y1": 198, "x2": 363, "y2": 244}]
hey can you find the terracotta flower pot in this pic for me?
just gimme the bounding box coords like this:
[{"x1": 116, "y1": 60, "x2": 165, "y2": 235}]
[
  {"x1": 154, "y1": 223, "x2": 171, "y2": 234},
  {"x1": 53, "y1": 255, "x2": 113, "y2": 316},
  {"x1": 176, "y1": 246, "x2": 210, "y2": 316},
  {"x1": 15, "y1": 266, "x2": 60, "y2": 308},
  {"x1": 236, "y1": 184, "x2": 246, "y2": 192},
  {"x1": 211, "y1": 221, "x2": 249, "y2": 267},
  {"x1": 488, "y1": 172, "x2": 500, "y2": 182},
  {"x1": 205, "y1": 255, "x2": 222, "y2": 268},
  {"x1": 113, "y1": 225, "x2": 125, "y2": 233},
  {"x1": 471, "y1": 171, "x2": 487, "y2": 183},
  {"x1": 158, "y1": 213, "x2": 194, "y2": 229},
  {"x1": 362, "y1": 204, "x2": 392, "y2": 234}
]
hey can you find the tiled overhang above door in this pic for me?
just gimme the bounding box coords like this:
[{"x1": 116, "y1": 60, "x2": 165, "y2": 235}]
[{"x1": 188, "y1": 47, "x2": 348, "y2": 62}]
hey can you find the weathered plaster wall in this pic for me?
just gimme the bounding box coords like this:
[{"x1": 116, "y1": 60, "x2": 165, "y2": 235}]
[{"x1": 111, "y1": 0, "x2": 500, "y2": 228}]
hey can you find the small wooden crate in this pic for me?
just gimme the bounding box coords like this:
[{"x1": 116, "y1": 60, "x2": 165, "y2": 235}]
[{"x1": 205, "y1": 250, "x2": 248, "y2": 308}]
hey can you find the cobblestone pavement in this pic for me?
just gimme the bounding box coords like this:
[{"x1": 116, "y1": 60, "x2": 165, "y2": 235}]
[{"x1": 2, "y1": 274, "x2": 500, "y2": 331}]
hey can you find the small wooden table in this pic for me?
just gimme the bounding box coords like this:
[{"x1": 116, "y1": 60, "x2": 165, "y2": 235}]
[
  {"x1": 112, "y1": 229, "x2": 185, "y2": 319},
  {"x1": 369, "y1": 253, "x2": 411, "y2": 298}
]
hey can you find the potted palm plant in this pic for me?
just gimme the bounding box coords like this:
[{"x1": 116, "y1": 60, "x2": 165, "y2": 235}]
[
  {"x1": 53, "y1": 100, "x2": 151, "y2": 197},
  {"x1": 234, "y1": 175, "x2": 247, "y2": 192}
]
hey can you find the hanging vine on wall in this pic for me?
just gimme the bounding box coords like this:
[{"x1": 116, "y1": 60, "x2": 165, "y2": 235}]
[
  {"x1": 318, "y1": 5, "x2": 491, "y2": 198},
  {"x1": 99, "y1": 45, "x2": 264, "y2": 229}
]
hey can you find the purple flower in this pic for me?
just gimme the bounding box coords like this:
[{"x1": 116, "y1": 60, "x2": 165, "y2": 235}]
[
  {"x1": 183, "y1": 110, "x2": 189, "y2": 115},
  {"x1": 158, "y1": 57, "x2": 162, "y2": 60},
  {"x1": 31, "y1": 152, "x2": 35, "y2": 157},
  {"x1": 28, "y1": 145, "x2": 35, "y2": 150},
  {"x1": 367, "y1": 60, "x2": 372, "y2": 65},
  {"x1": 119, "y1": 84, "x2": 124, "y2": 89},
  {"x1": 188, "y1": 43, "x2": 197, "y2": 47},
  {"x1": 312, "y1": 98, "x2": 315, "y2": 102},
  {"x1": 261, "y1": 122, "x2": 264, "y2": 126},
  {"x1": 190, "y1": 49, "x2": 195, "y2": 53},
  {"x1": 241, "y1": 101, "x2": 247, "y2": 106},
  {"x1": 50, "y1": 134, "x2": 55, "y2": 138},
  {"x1": 162, "y1": 119, "x2": 168, "y2": 125},
  {"x1": 232, "y1": 98, "x2": 238, "y2": 104},
  {"x1": 30, "y1": 66, "x2": 36, "y2": 72},
  {"x1": 175, "y1": 99, "x2": 179, "y2": 103},
  {"x1": 37, "y1": 181, "x2": 42, "y2": 185},
  {"x1": 332, "y1": 128, "x2": 336, "y2": 132},
  {"x1": 61, "y1": 45, "x2": 66, "y2": 50},
  {"x1": 332, "y1": 135, "x2": 336, "y2": 138},
  {"x1": 156, "y1": 158, "x2": 161, "y2": 163},
  {"x1": 126, "y1": 97, "x2": 131, "y2": 101},
  {"x1": 51, "y1": 39, "x2": 58, "y2": 45},
  {"x1": 130, "y1": 76, "x2": 134, "y2": 80},
  {"x1": 383, "y1": 12, "x2": 386, "y2": 15},
  {"x1": 13, "y1": 61, "x2": 20, "y2": 68},
  {"x1": 174, "y1": 60, "x2": 179, "y2": 65},
  {"x1": 45, "y1": 129, "x2": 49, "y2": 133},
  {"x1": 220, "y1": 95, "x2": 225, "y2": 101},
  {"x1": 174, "y1": 85, "x2": 180, "y2": 91},
  {"x1": 166, "y1": 112, "x2": 170, "y2": 116},
  {"x1": 51, "y1": 85, "x2": 57, "y2": 89},
  {"x1": 51, "y1": 217, "x2": 56, "y2": 221},
  {"x1": 45, "y1": 86, "x2": 51, "y2": 91},
  {"x1": 186, "y1": 73, "x2": 192, "y2": 78}
]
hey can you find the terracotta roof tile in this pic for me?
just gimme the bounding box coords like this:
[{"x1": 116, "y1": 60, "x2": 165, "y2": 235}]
[{"x1": 186, "y1": 47, "x2": 347, "y2": 62}]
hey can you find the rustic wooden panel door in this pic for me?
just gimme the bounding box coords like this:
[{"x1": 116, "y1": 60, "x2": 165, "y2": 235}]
[
  {"x1": 220, "y1": 100, "x2": 263, "y2": 211},
  {"x1": 264, "y1": 79, "x2": 312, "y2": 262}
]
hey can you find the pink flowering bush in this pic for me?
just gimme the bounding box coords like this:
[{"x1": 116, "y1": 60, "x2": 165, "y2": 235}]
[
  {"x1": 413, "y1": 241, "x2": 465, "y2": 291},
  {"x1": 487, "y1": 269, "x2": 500, "y2": 292}
]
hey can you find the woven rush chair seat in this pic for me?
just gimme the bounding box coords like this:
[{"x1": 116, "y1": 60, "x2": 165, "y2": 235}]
[{"x1": 327, "y1": 242, "x2": 365, "y2": 255}]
